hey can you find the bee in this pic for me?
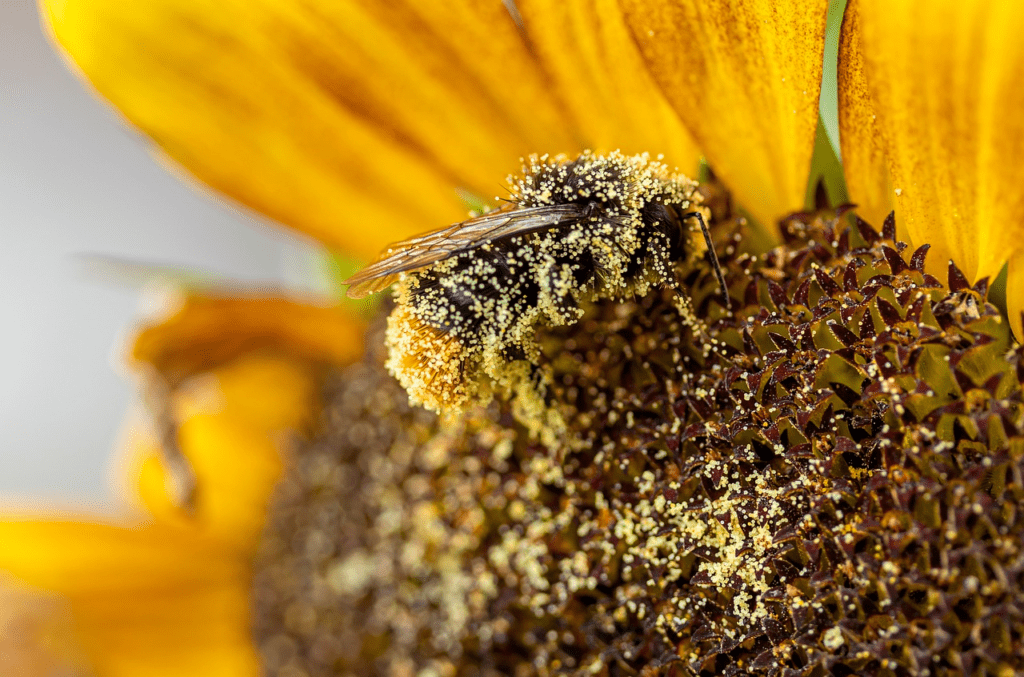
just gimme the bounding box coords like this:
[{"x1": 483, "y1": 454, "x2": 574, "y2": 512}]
[{"x1": 344, "y1": 151, "x2": 729, "y2": 415}]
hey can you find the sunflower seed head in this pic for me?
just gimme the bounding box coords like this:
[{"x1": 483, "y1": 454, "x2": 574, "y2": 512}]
[{"x1": 253, "y1": 203, "x2": 1024, "y2": 676}]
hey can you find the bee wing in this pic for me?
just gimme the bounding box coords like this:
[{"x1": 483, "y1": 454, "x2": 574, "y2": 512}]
[{"x1": 343, "y1": 204, "x2": 585, "y2": 298}]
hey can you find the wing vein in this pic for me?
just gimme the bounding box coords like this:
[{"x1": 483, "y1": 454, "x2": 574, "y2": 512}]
[{"x1": 343, "y1": 204, "x2": 587, "y2": 298}]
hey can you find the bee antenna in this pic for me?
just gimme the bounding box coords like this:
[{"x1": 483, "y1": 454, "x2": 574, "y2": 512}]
[{"x1": 683, "y1": 210, "x2": 731, "y2": 310}]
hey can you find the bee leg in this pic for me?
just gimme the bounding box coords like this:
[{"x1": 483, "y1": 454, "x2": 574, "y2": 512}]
[
  {"x1": 549, "y1": 295, "x2": 580, "y2": 324},
  {"x1": 538, "y1": 260, "x2": 581, "y2": 324},
  {"x1": 645, "y1": 231, "x2": 675, "y2": 287},
  {"x1": 682, "y1": 210, "x2": 731, "y2": 310},
  {"x1": 672, "y1": 292, "x2": 723, "y2": 362}
]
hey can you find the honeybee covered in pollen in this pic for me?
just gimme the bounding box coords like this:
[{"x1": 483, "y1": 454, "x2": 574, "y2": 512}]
[{"x1": 344, "y1": 151, "x2": 729, "y2": 418}]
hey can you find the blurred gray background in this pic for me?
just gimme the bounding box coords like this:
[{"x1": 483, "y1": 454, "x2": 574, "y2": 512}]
[{"x1": 1, "y1": 1, "x2": 319, "y2": 507}]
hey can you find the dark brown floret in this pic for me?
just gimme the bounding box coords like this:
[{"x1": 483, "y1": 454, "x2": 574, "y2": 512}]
[{"x1": 253, "y1": 196, "x2": 1024, "y2": 677}]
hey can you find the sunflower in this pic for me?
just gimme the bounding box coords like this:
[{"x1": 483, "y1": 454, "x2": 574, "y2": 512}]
[
  {"x1": 6, "y1": 0, "x2": 1024, "y2": 674},
  {"x1": 0, "y1": 295, "x2": 364, "y2": 676}
]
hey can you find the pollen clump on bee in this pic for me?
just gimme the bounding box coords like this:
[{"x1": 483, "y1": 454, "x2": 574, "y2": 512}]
[
  {"x1": 384, "y1": 304, "x2": 480, "y2": 410},
  {"x1": 382, "y1": 150, "x2": 710, "y2": 419}
]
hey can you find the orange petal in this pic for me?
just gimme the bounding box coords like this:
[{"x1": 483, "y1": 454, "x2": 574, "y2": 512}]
[
  {"x1": 0, "y1": 520, "x2": 258, "y2": 677},
  {"x1": 620, "y1": 0, "x2": 828, "y2": 232},
  {"x1": 41, "y1": 0, "x2": 580, "y2": 259},
  {"x1": 131, "y1": 293, "x2": 364, "y2": 387},
  {"x1": 836, "y1": 0, "x2": 892, "y2": 229},
  {"x1": 515, "y1": 0, "x2": 701, "y2": 173},
  {"x1": 846, "y1": 0, "x2": 1024, "y2": 334}
]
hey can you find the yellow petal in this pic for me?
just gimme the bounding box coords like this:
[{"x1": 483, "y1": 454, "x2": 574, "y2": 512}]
[
  {"x1": 0, "y1": 521, "x2": 236, "y2": 596},
  {"x1": 42, "y1": 0, "x2": 580, "y2": 259},
  {"x1": 130, "y1": 294, "x2": 363, "y2": 545},
  {"x1": 836, "y1": 0, "x2": 892, "y2": 229},
  {"x1": 0, "y1": 521, "x2": 258, "y2": 677},
  {"x1": 847, "y1": 0, "x2": 1024, "y2": 333},
  {"x1": 131, "y1": 293, "x2": 364, "y2": 387},
  {"x1": 133, "y1": 356, "x2": 314, "y2": 549},
  {"x1": 620, "y1": 0, "x2": 827, "y2": 233},
  {"x1": 515, "y1": 0, "x2": 701, "y2": 172}
]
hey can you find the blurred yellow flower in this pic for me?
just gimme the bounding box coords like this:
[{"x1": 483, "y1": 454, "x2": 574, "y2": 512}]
[
  {"x1": 6, "y1": 0, "x2": 1024, "y2": 673},
  {"x1": 0, "y1": 295, "x2": 363, "y2": 676}
]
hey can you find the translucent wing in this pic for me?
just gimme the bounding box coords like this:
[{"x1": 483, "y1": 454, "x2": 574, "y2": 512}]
[{"x1": 343, "y1": 204, "x2": 586, "y2": 298}]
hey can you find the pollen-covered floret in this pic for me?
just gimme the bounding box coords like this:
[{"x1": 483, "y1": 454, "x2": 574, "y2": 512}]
[
  {"x1": 385, "y1": 150, "x2": 705, "y2": 417},
  {"x1": 255, "y1": 199, "x2": 1024, "y2": 677}
]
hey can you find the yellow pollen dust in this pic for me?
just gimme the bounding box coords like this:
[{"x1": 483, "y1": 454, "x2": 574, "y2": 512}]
[{"x1": 385, "y1": 304, "x2": 481, "y2": 410}]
